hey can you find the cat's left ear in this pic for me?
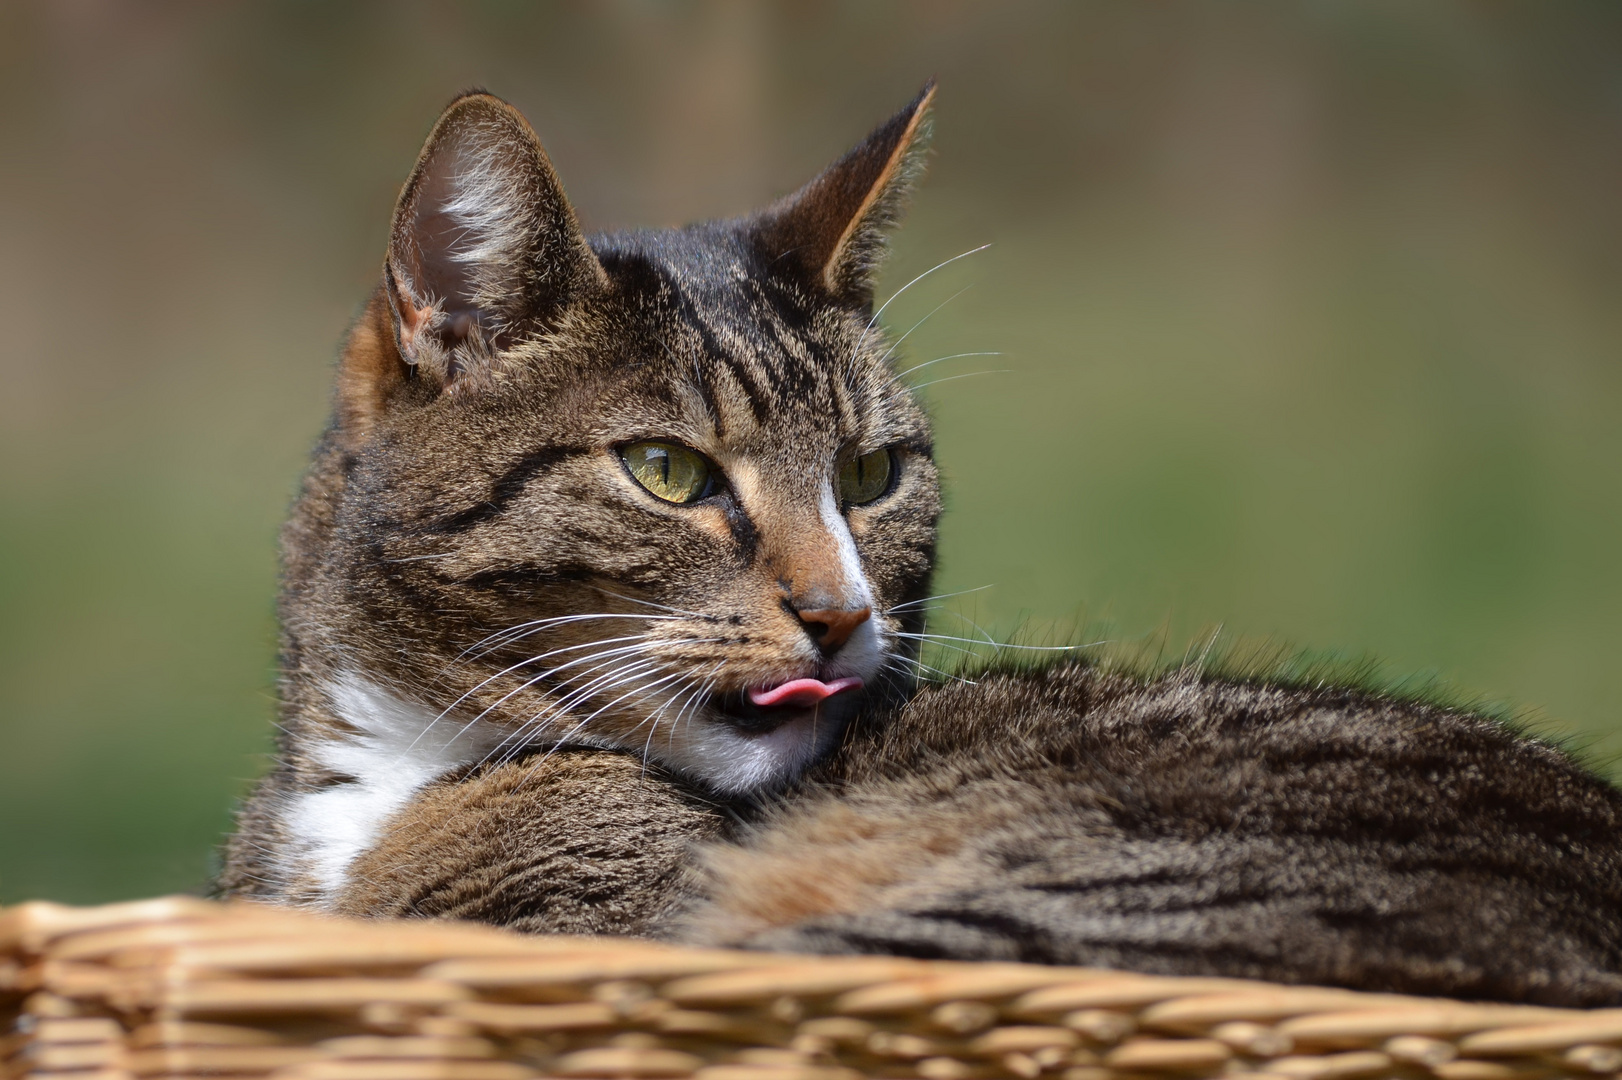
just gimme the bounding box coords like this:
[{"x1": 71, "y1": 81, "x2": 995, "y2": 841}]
[
  {"x1": 755, "y1": 80, "x2": 935, "y2": 308},
  {"x1": 352, "y1": 91, "x2": 605, "y2": 416}
]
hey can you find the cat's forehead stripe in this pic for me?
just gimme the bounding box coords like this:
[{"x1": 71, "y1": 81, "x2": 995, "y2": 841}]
[{"x1": 652, "y1": 257, "x2": 861, "y2": 445}]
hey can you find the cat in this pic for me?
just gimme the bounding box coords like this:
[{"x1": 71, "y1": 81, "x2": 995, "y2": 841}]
[
  {"x1": 220, "y1": 84, "x2": 942, "y2": 906},
  {"x1": 222, "y1": 86, "x2": 1622, "y2": 1008}
]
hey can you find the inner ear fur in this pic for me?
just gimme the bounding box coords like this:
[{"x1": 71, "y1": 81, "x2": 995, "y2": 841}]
[
  {"x1": 756, "y1": 80, "x2": 935, "y2": 307},
  {"x1": 341, "y1": 91, "x2": 605, "y2": 427}
]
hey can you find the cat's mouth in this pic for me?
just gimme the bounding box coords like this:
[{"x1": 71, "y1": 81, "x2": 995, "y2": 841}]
[{"x1": 711, "y1": 677, "x2": 865, "y2": 734}]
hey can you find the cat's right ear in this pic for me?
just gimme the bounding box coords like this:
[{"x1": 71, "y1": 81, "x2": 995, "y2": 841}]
[
  {"x1": 339, "y1": 92, "x2": 605, "y2": 429},
  {"x1": 755, "y1": 81, "x2": 935, "y2": 309}
]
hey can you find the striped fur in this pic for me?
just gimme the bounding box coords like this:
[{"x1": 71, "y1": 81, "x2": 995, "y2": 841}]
[{"x1": 691, "y1": 664, "x2": 1622, "y2": 1006}]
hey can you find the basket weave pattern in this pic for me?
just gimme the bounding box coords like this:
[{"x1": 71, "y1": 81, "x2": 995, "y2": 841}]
[{"x1": 5, "y1": 899, "x2": 1621, "y2": 1080}]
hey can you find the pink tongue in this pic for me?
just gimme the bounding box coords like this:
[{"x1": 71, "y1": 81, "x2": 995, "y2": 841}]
[{"x1": 748, "y1": 676, "x2": 865, "y2": 709}]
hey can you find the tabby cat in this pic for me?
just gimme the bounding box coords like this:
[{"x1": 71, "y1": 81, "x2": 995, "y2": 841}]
[{"x1": 222, "y1": 86, "x2": 1622, "y2": 1007}]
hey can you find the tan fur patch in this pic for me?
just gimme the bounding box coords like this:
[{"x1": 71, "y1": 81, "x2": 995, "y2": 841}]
[
  {"x1": 686, "y1": 787, "x2": 1022, "y2": 944},
  {"x1": 334, "y1": 287, "x2": 406, "y2": 437}
]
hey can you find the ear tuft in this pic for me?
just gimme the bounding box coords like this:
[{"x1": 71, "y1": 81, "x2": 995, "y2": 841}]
[
  {"x1": 756, "y1": 80, "x2": 935, "y2": 307},
  {"x1": 383, "y1": 92, "x2": 604, "y2": 388}
]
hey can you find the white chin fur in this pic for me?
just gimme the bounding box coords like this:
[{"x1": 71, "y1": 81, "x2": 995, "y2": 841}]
[{"x1": 662, "y1": 709, "x2": 848, "y2": 795}]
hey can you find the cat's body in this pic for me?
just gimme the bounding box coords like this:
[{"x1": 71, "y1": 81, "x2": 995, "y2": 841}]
[
  {"x1": 333, "y1": 663, "x2": 1622, "y2": 1007},
  {"x1": 223, "y1": 86, "x2": 1622, "y2": 1006}
]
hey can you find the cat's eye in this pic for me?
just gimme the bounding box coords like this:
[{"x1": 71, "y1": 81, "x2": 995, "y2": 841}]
[
  {"x1": 838, "y1": 448, "x2": 895, "y2": 507},
  {"x1": 620, "y1": 441, "x2": 715, "y2": 504}
]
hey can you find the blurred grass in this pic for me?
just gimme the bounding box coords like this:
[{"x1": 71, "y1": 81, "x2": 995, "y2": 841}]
[{"x1": 2, "y1": 1, "x2": 1620, "y2": 903}]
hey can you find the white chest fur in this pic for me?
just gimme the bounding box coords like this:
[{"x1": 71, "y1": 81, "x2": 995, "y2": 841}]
[{"x1": 275, "y1": 672, "x2": 507, "y2": 906}]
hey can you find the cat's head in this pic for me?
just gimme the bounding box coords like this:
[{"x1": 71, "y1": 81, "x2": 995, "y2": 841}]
[{"x1": 305, "y1": 85, "x2": 941, "y2": 794}]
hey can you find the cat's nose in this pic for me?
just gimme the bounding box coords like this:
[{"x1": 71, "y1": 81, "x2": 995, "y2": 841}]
[{"x1": 794, "y1": 606, "x2": 872, "y2": 654}]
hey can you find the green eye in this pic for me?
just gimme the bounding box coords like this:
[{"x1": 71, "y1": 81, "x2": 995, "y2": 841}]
[
  {"x1": 838, "y1": 448, "x2": 895, "y2": 507},
  {"x1": 621, "y1": 441, "x2": 714, "y2": 504}
]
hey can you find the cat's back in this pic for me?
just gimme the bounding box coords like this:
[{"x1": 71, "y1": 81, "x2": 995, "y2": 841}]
[{"x1": 693, "y1": 663, "x2": 1622, "y2": 1006}]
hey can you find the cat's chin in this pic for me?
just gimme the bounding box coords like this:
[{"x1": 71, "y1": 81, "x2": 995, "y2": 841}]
[{"x1": 666, "y1": 702, "x2": 855, "y2": 796}]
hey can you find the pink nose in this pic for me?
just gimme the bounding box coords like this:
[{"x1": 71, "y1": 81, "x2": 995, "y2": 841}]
[{"x1": 794, "y1": 606, "x2": 871, "y2": 651}]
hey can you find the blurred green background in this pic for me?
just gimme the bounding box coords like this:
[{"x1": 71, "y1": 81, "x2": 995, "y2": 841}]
[{"x1": 3, "y1": 2, "x2": 1620, "y2": 904}]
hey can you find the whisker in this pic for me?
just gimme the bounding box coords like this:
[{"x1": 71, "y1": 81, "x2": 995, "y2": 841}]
[
  {"x1": 514, "y1": 637, "x2": 726, "y2": 723},
  {"x1": 895, "y1": 351, "x2": 1004, "y2": 378},
  {"x1": 460, "y1": 612, "x2": 678, "y2": 660},
  {"x1": 910, "y1": 369, "x2": 1010, "y2": 391},
  {"x1": 885, "y1": 585, "x2": 994, "y2": 614},
  {"x1": 877, "y1": 285, "x2": 973, "y2": 366},
  {"x1": 587, "y1": 586, "x2": 711, "y2": 620},
  {"x1": 897, "y1": 631, "x2": 1097, "y2": 653},
  {"x1": 669, "y1": 665, "x2": 723, "y2": 755},
  {"x1": 518, "y1": 668, "x2": 688, "y2": 779},
  {"x1": 441, "y1": 636, "x2": 712, "y2": 761},
  {"x1": 925, "y1": 607, "x2": 1001, "y2": 647},
  {"x1": 509, "y1": 638, "x2": 725, "y2": 746},
  {"x1": 443, "y1": 638, "x2": 665, "y2": 735},
  {"x1": 405, "y1": 635, "x2": 661, "y2": 755},
  {"x1": 479, "y1": 657, "x2": 672, "y2": 767},
  {"x1": 884, "y1": 651, "x2": 976, "y2": 686},
  {"x1": 851, "y1": 243, "x2": 993, "y2": 364},
  {"x1": 896, "y1": 636, "x2": 984, "y2": 662},
  {"x1": 636, "y1": 664, "x2": 718, "y2": 770}
]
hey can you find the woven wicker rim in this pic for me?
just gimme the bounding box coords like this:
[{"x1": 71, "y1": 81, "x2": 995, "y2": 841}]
[{"x1": 5, "y1": 898, "x2": 1620, "y2": 1080}]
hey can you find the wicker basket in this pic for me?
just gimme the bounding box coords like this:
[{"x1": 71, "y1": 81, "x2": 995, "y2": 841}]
[{"x1": 5, "y1": 898, "x2": 1621, "y2": 1080}]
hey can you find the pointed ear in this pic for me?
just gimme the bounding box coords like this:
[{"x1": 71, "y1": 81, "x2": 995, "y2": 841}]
[
  {"x1": 381, "y1": 91, "x2": 605, "y2": 390},
  {"x1": 756, "y1": 80, "x2": 935, "y2": 307}
]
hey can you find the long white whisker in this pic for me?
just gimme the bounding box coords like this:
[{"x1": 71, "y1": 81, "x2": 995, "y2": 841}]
[
  {"x1": 448, "y1": 639, "x2": 666, "y2": 736},
  {"x1": 852, "y1": 243, "x2": 993, "y2": 363},
  {"x1": 461, "y1": 612, "x2": 678, "y2": 660},
  {"x1": 523, "y1": 638, "x2": 724, "y2": 728},
  {"x1": 878, "y1": 285, "x2": 973, "y2": 367},
  {"x1": 516, "y1": 638, "x2": 723, "y2": 742},
  {"x1": 894, "y1": 634, "x2": 983, "y2": 661},
  {"x1": 519, "y1": 668, "x2": 688, "y2": 779},
  {"x1": 910, "y1": 369, "x2": 1010, "y2": 391},
  {"x1": 668, "y1": 665, "x2": 722, "y2": 755},
  {"x1": 885, "y1": 651, "x2": 976, "y2": 685},
  {"x1": 930, "y1": 606, "x2": 1001, "y2": 646},
  {"x1": 406, "y1": 635, "x2": 660, "y2": 754},
  {"x1": 442, "y1": 638, "x2": 695, "y2": 763},
  {"x1": 638, "y1": 668, "x2": 714, "y2": 770},
  {"x1": 587, "y1": 587, "x2": 710, "y2": 620},
  {"x1": 895, "y1": 351, "x2": 1004, "y2": 378},
  {"x1": 635, "y1": 665, "x2": 705, "y2": 741},
  {"x1": 897, "y1": 631, "x2": 1096, "y2": 653},
  {"x1": 480, "y1": 658, "x2": 671, "y2": 767},
  {"x1": 451, "y1": 635, "x2": 654, "y2": 712},
  {"x1": 886, "y1": 585, "x2": 994, "y2": 614}
]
